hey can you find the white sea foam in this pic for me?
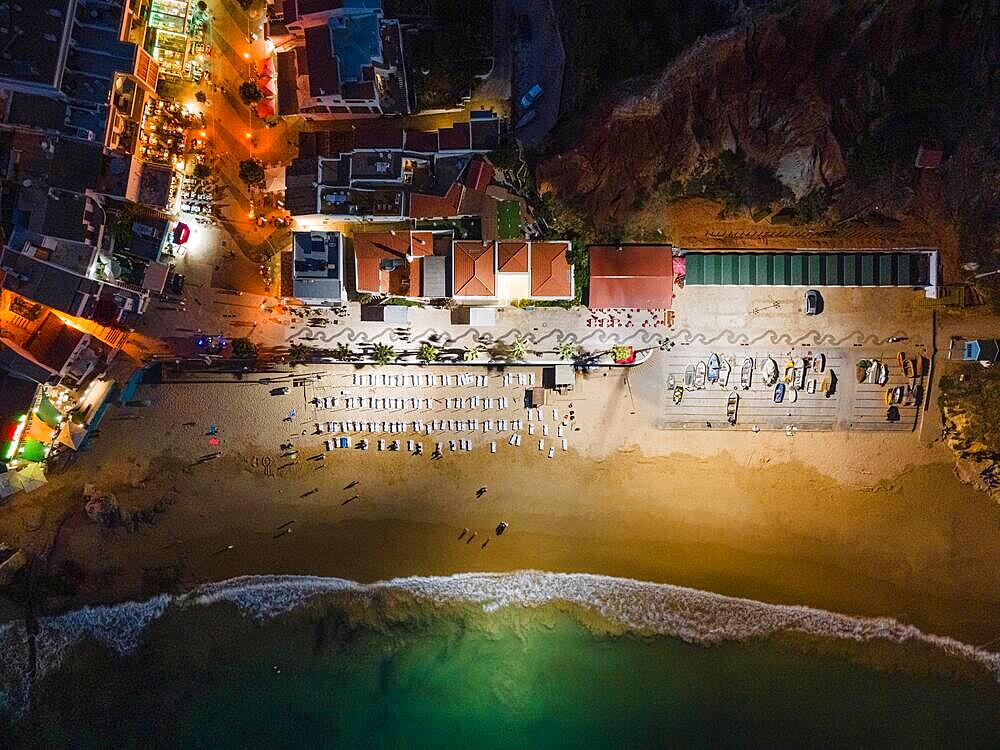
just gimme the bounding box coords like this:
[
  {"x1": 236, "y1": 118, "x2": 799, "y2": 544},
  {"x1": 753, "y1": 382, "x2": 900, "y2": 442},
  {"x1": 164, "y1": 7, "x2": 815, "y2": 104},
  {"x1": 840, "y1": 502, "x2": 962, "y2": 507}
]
[
  {"x1": 3, "y1": 570, "x2": 998, "y2": 715},
  {"x1": 184, "y1": 571, "x2": 1000, "y2": 678}
]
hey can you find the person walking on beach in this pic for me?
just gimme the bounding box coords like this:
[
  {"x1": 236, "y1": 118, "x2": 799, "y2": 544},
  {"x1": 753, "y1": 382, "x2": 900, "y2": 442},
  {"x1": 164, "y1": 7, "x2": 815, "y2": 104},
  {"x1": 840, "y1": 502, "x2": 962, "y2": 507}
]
[{"x1": 476, "y1": 486, "x2": 487, "y2": 498}]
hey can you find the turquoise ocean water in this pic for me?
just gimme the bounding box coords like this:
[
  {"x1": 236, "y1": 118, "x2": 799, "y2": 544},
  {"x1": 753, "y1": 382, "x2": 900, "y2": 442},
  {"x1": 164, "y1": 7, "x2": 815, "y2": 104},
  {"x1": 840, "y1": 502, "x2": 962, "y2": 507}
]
[{"x1": 2, "y1": 572, "x2": 998, "y2": 748}]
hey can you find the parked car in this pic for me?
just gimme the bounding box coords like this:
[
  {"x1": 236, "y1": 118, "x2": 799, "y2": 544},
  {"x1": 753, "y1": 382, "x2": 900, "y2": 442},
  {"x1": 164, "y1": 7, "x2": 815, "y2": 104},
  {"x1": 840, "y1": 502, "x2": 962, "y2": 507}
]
[
  {"x1": 519, "y1": 84, "x2": 543, "y2": 110},
  {"x1": 270, "y1": 387, "x2": 290, "y2": 396},
  {"x1": 169, "y1": 273, "x2": 185, "y2": 296},
  {"x1": 803, "y1": 289, "x2": 823, "y2": 315}
]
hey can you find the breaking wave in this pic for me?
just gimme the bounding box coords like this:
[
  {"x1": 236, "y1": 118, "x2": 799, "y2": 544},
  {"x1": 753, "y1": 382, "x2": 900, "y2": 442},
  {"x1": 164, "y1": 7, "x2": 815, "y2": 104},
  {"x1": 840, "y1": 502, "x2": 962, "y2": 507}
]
[{"x1": 3, "y1": 570, "x2": 999, "y2": 714}]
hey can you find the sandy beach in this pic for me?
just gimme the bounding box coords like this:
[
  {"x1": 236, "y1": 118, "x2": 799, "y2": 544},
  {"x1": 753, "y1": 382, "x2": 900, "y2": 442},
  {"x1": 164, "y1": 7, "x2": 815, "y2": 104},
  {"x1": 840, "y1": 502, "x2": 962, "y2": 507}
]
[{"x1": 2, "y1": 364, "x2": 999, "y2": 648}]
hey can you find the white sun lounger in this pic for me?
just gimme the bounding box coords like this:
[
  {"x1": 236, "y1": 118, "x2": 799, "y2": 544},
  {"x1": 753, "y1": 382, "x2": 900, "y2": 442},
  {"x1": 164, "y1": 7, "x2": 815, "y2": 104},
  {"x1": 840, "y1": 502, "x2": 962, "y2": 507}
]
[
  {"x1": 528, "y1": 425, "x2": 535, "y2": 435},
  {"x1": 548, "y1": 447, "x2": 555, "y2": 459},
  {"x1": 508, "y1": 434, "x2": 518, "y2": 446},
  {"x1": 378, "y1": 439, "x2": 385, "y2": 451},
  {"x1": 542, "y1": 425, "x2": 549, "y2": 436},
  {"x1": 325, "y1": 439, "x2": 335, "y2": 451},
  {"x1": 483, "y1": 420, "x2": 491, "y2": 433},
  {"x1": 498, "y1": 419, "x2": 507, "y2": 431},
  {"x1": 435, "y1": 442, "x2": 443, "y2": 453},
  {"x1": 527, "y1": 410, "x2": 533, "y2": 422},
  {"x1": 557, "y1": 425, "x2": 565, "y2": 438},
  {"x1": 561, "y1": 439, "x2": 568, "y2": 451},
  {"x1": 538, "y1": 440, "x2": 545, "y2": 451},
  {"x1": 407, "y1": 440, "x2": 414, "y2": 452},
  {"x1": 449, "y1": 440, "x2": 456, "y2": 451},
  {"x1": 514, "y1": 435, "x2": 522, "y2": 446},
  {"x1": 490, "y1": 441, "x2": 496, "y2": 453}
]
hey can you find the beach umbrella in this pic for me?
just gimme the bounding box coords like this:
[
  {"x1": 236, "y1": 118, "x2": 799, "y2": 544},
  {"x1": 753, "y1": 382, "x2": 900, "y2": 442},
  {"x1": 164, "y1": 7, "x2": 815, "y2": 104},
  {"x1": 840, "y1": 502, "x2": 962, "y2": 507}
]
[
  {"x1": 258, "y1": 76, "x2": 277, "y2": 97},
  {"x1": 15, "y1": 463, "x2": 47, "y2": 493},
  {"x1": 26, "y1": 418, "x2": 54, "y2": 443},
  {"x1": 57, "y1": 421, "x2": 87, "y2": 451},
  {"x1": 258, "y1": 57, "x2": 275, "y2": 78},
  {"x1": 256, "y1": 99, "x2": 275, "y2": 119},
  {"x1": 0, "y1": 471, "x2": 23, "y2": 498}
]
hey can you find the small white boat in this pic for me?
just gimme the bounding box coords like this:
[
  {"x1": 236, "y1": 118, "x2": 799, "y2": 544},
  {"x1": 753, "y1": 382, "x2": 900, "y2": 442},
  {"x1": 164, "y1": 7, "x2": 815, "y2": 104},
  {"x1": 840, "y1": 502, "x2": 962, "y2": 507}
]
[
  {"x1": 695, "y1": 361, "x2": 707, "y2": 389},
  {"x1": 789, "y1": 387, "x2": 798, "y2": 404},
  {"x1": 667, "y1": 373, "x2": 676, "y2": 389},
  {"x1": 684, "y1": 365, "x2": 695, "y2": 390},
  {"x1": 797, "y1": 358, "x2": 807, "y2": 390},
  {"x1": 807, "y1": 379, "x2": 817, "y2": 394},
  {"x1": 718, "y1": 357, "x2": 732, "y2": 388},
  {"x1": 876, "y1": 362, "x2": 889, "y2": 386},
  {"x1": 740, "y1": 358, "x2": 754, "y2": 390},
  {"x1": 707, "y1": 353, "x2": 721, "y2": 384},
  {"x1": 762, "y1": 358, "x2": 779, "y2": 387},
  {"x1": 814, "y1": 353, "x2": 826, "y2": 373}
]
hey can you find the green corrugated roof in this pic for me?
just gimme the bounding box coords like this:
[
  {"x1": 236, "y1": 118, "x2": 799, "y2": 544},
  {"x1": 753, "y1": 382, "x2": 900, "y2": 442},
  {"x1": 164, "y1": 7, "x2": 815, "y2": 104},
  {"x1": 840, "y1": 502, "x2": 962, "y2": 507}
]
[{"x1": 681, "y1": 251, "x2": 931, "y2": 287}]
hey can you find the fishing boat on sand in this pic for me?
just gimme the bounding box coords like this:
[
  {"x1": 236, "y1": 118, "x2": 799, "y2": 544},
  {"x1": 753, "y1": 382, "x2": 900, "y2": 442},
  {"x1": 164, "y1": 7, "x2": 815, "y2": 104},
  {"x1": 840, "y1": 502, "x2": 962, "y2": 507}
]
[
  {"x1": 718, "y1": 357, "x2": 731, "y2": 388},
  {"x1": 726, "y1": 392, "x2": 739, "y2": 425},
  {"x1": 684, "y1": 365, "x2": 695, "y2": 390},
  {"x1": 876, "y1": 362, "x2": 889, "y2": 386},
  {"x1": 762, "y1": 358, "x2": 779, "y2": 387},
  {"x1": 915, "y1": 354, "x2": 928, "y2": 377},
  {"x1": 707, "y1": 353, "x2": 721, "y2": 384},
  {"x1": 884, "y1": 388, "x2": 894, "y2": 407},
  {"x1": 825, "y1": 371, "x2": 838, "y2": 398},
  {"x1": 796, "y1": 358, "x2": 807, "y2": 390},
  {"x1": 813, "y1": 353, "x2": 826, "y2": 373},
  {"x1": 773, "y1": 382, "x2": 785, "y2": 403},
  {"x1": 740, "y1": 358, "x2": 754, "y2": 390},
  {"x1": 783, "y1": 359, "x2": 796, "y2": 384},
  {"x1": 856, "y1": 360, "x2": 869, "y2": 383},
  {"x1": 900, "y1": 355, "x2": 916, "y2": 379},
  {"x1": 667, "y1": 374, "x2": 675, "y2": 389},
  {"x1": 672, "y1": 385, "x2": 684, "y2": 405},
  {"x1": 788, "y1": 387, "x2": 798, "y2": 404},
  {"x1": 694, "y1": 361, "x2": 707, "y2": 389}
]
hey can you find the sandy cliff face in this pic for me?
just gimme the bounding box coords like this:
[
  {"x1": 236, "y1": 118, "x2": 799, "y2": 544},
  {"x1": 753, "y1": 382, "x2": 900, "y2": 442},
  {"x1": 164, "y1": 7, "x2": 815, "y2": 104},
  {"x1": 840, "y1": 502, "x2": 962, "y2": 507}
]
[{"x1": 537, "y1": 0, "x2": 999, "y2": 229}]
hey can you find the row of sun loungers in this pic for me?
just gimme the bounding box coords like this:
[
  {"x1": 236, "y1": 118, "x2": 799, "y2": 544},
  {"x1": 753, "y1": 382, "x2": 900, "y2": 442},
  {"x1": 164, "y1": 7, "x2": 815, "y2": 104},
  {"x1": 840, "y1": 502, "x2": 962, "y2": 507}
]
[
  {"x1": 317, "y1": 418, "x2": 534, "y2": 434},
  {"x1": 324, "y1": 432, "x2": 568, "y2": 455},
  {"x1": 444, "y1": 396, "x2": 511, "y2": 410},
  {"x1": 352, "y1": 373, "x2": 528, "y2": 388}
]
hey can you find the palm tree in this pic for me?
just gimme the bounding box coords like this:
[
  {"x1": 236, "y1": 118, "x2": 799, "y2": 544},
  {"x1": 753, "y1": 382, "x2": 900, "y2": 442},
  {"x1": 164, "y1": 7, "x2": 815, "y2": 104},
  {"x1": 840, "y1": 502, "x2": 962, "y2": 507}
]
[
  {"x1": 509, "y1": 336, "x2": 529, "y2": 361},
  {"x1": 418, "y1": 343, "x2": 440, "y2": 363},
  {"x1": 333, "y1": 342, "x2": 353, "y2": 361},
  {"x1": 372, "y1": 342, "x2": 396, "y2": 366},
  {"x1": 557, "y1": 340, "x2": 581, "y2": 361},
  {"x1": 463, "y1": 344, "x2": 483, "y2": 362},
  {"x1": 288, "y1": 343, "x2": 310, "y2": 364}
]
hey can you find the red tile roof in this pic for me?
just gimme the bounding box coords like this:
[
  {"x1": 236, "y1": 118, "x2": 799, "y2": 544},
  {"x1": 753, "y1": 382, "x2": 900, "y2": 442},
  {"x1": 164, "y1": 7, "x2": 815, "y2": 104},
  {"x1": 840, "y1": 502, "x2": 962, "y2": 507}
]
[
  {"x1": 408, "y1": 181, "x2": 464, "y2": 219},
  {"x1": 453, "y1": 241, "x2": 495, "y2": 297},
  {"x1": 529, "y1": 242, "x2": 573, "y2": 298},
  {"x1": 354, "y1": 232, "x2": 411, "y2": 295},
  {"x1": 588, "y1": 245, "x2": 673, "y2": 309},
  {"x1": 462, "y1": 157, "x2": 494, "y2": 192},
  {"x1": 404, "y1": 128, "x2": 439, "y2": 152},
  {"x1": 354, "y1": 126, "x2": 404, "y2": 150},
  {"x1": 438, "y1": 122, "x2": 471, "y2": 151},
  {"x1": 409, "y1": 231, "x2": 435, "y2": 257},
  {"x1": 497, "y1": 241, "x2": 528, "y2": 273}
]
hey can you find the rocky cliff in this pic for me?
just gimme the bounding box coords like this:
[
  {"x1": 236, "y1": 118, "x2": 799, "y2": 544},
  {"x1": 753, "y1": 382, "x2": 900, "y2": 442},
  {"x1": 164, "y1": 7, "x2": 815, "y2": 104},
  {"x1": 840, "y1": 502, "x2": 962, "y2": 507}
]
[{"x1": 537, "y1": 0, "x2": 999, "y2": 253}]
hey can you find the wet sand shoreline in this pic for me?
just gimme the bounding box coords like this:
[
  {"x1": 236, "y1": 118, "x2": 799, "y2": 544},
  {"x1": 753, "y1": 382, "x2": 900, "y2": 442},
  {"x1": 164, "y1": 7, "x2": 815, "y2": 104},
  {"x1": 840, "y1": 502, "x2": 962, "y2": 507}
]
[{"x1": 19, "y1": 444, "x2": 1000, "y2": 649}]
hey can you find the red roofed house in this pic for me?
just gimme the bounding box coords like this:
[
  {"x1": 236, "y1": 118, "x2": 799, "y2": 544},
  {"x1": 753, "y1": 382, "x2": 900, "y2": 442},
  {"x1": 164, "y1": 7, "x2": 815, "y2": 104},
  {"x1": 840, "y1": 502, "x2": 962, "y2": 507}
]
[
  {"x1": 353, "y1": 230, "x2": 450, "y2": 298},
  {"x1": 451, "y1": 240, "x2": 574, "y2": 303},
  {"x1": 588, "y1": 245, "x2": 674, "y2": 309},
  {"x1": 529, "y1": 241, "x2": 574, "y2": 300},
  {"x1": 452, "y1": 241, "x2": 496, "y2": 300},
  {"x1": 271, "y1": 0, "x2": 409, "y2": 119}
]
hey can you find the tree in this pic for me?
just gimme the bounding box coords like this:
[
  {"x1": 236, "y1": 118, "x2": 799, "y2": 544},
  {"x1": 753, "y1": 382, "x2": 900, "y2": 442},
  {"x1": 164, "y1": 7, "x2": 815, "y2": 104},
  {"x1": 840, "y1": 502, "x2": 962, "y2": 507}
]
[
  {"x1": 288, "y1": 343, "x2": 310, "y2": 364},
  {"x1": 239, "y1": 159, "x2": 265, "y2": 186},
  {"x1": 509, "y1": 336, "x2": 529, "y2": 361},
  {"x1": 372, "y1": 343, "x2": 396, "y2": 366},
  {"x1": 418, "y1": 343, "x2": 440, "y2": 363},
  {"x1": 197, "y1": 0, "x2": 207, "y2": 9},
  {"x1": 463, "y1": 344, "x2": 483, "y2": 362},
  {"x1": 195, "y1": 91, "x2": 207, "y2": 103},
  {"x1": 557, "y1": 340, "x2": 581, "y2": 361},
  {"x1": 231, "y1": 337, "x2": 258, "y2": 359},
  {"x1": 333, "y1": 342, "x2": 353, "y2": 361},
  {"x1": 236, "y1": 0, "x2": 253, "y2": 9},
  {"x1": 610, "y1": 345, "x2": 632, "y2": 361},
  {"x1": 239, "y1": 81, "x2": 262, "y2": 105},
  {"x1": 192, "y1": 163, "x2": 211, "y2": 180}
]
